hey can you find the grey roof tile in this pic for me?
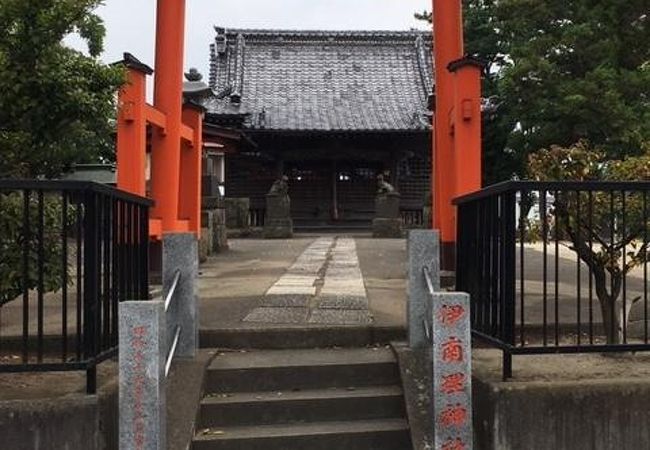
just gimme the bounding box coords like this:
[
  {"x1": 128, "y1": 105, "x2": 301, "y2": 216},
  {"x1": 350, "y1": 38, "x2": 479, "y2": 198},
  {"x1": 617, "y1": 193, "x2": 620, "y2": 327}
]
[{"x1": 204, "y1": 28, "x2": 434, "y2": 132}]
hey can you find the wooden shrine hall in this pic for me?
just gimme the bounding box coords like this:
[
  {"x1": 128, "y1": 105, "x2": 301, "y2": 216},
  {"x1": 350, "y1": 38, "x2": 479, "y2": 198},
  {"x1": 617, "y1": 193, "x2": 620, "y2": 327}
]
[{"x1": 202, "y1": 28, "x2": 434, "y2": 228}]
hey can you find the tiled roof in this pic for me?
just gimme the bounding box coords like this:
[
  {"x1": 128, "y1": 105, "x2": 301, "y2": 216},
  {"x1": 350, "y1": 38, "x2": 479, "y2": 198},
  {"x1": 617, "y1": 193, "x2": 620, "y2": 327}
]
[{"x1": 204, "y1": 28, "x2": 433, "y2": 132}]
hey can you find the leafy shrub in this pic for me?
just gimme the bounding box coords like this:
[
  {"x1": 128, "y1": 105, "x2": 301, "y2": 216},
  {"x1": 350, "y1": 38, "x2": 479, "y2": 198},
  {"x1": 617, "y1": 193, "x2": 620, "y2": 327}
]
[{"x1": 0, "y1": 192, "x2": 70, "y2": 305}]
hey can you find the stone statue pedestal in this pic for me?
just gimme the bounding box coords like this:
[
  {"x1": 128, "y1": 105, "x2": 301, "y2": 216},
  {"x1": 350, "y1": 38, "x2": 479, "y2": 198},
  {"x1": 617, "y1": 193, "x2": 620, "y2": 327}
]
[
  {"x1": 264, "y1": 194, "x2": 293, "y2": 239},
  {"x1": 373, "y1": 192, "x2": 403, "y2": 238}
]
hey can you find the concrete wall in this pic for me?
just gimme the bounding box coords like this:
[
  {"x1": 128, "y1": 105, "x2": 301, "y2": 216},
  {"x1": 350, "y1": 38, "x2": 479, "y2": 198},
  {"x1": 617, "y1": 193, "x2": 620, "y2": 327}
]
[
  {"x1": 473, "y1": 376, "x2": 650, "y2": 450},
  {"x1": 0, "y1": 380, "x2": 118, "y2": 450}
]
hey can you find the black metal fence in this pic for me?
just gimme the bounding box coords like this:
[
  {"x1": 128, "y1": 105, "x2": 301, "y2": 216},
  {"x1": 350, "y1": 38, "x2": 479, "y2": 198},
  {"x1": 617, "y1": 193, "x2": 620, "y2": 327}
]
[
  {"x1": 455, "y1": 181, "x2": 650, "y2": 378},
  {"x1": 0, "y1": 180, "x2": 152, "y2": 393}
]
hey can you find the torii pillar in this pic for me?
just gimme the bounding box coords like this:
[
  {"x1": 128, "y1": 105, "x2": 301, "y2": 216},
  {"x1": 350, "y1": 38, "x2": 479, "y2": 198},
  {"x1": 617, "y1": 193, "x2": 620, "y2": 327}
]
[
  {"x1": 116, "y1": 0, "x2": 203, "y2": 239},
  {"x1": 150, "y1": 0, "x2": 186, "y2": 233},
  {"x1": 432, "y1": 0, "x2": 483, "y2": 270}
]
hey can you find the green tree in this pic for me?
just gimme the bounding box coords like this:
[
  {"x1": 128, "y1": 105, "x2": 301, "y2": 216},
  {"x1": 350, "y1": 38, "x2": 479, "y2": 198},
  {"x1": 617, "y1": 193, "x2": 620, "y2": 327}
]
[
  {"x1": 0, "y1": 0, "x2": 124, "y2": 179},
  {"x1": 0, "y1": 193, "x2": 69, "y2": 305},
  {"x1": 528, "y1": 141, "x2": 650, "y2": 344},
  {"x1": 498, "y1": 0, "x2": 650, "y2": 163},
  {"x1": 0, "y1": 1, "x2": 122, "y2": 305}
]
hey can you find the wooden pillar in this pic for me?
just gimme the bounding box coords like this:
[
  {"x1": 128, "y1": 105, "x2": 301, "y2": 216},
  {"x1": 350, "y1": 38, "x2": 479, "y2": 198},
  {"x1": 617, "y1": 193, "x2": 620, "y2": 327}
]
[
  {"x1": 433, "y1": 0, "x2": 464, "y2": 269},
  {"x1": 116, "y1": 56, "x2": 153, "y2": 196},
  {"x1": 449, "y1": 58, "x2": 483, "y2": 197},
  {"x1": 150, "y1": 0, "x2": 186, "y2": 232},
  {"x1": 179, "y1": 104, "x2": 204, "y2": 236}
]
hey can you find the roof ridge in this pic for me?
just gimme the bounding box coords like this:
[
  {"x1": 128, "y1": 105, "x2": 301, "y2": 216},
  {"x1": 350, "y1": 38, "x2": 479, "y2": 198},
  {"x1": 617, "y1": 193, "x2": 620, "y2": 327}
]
[
  {"x1": 214, "y1": 26, "x2": 431, "y2": 39},
  {"x1": 415, "y1": 35, "x2": 434, "y2": 101}
]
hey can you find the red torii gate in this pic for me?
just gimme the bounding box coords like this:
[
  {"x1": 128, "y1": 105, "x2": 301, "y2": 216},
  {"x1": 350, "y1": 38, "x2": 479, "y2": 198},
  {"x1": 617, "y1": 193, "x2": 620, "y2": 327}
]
[
  {"x1": 114, "y1": 0, "x2": 481, "y2": 265},
  {"x1": 432, "y1": 0, "x2": 483, "y2": 269},
  {"x1": 116, "y1": 0, "x2": 202, "y2": 240}
]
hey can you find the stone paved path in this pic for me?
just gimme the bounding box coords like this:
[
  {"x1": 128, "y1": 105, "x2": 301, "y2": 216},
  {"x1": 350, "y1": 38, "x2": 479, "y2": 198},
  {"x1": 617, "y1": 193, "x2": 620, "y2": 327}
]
[{"x1": 243, "y1": 237, "x2": 373, "y2": 325}]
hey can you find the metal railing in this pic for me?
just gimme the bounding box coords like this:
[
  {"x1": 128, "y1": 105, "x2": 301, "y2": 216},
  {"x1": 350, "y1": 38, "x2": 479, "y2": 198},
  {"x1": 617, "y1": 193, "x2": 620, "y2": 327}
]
[
  {"x1": 0, "y1": 180, "x2": 152, "y2": 393},
  {"x1": 163, "y1": 269, "x2": 182, "y2": 377},
  {"x1": 455, "y1": 181, "x2": 650, "y2": 378}
]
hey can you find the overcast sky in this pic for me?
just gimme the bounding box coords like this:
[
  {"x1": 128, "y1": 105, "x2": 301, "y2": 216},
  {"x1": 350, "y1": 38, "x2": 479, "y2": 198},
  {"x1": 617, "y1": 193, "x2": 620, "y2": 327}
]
[{"x1": 68, "y1": 0, "x2": 431, "y2": 78}]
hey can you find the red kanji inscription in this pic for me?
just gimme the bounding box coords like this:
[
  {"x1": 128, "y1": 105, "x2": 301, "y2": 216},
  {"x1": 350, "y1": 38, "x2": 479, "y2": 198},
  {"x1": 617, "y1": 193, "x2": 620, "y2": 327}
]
[
  {"x1": 442, "y1": 437, "x2": 466, "y2": 450},
  {"x1": 439, "y1": 404, "x2": 468, "y2": 427},
  {"x1": 438, "y1": 304, "x2": 466, "y2": 326},
  {"x1": 441, "y1": 337, "x2": 464, "y2": 363},
  {"x1": 441, "y1": 372, "x2": 466, "y2": 395}
]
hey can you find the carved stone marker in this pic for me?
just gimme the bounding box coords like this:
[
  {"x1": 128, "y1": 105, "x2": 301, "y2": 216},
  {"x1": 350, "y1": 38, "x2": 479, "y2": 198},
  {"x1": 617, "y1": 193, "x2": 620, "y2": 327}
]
[
  {"x1": 119, "y1": 300, "x2": 166, "y2": 450},
  {"x1": 264, "y1": 176, "x2": 293, "y2": 238},
  {"x1": 432, "y1": 292, "x2": 473, "y2": 450}
]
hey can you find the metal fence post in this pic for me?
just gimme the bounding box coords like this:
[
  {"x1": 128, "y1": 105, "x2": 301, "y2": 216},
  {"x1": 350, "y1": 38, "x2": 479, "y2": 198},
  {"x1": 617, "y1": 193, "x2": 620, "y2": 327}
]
[
  {"x1": 119, "y1": 300, "x2": 166, "y2": 450},
  {"x1": 163, "y1": 233, "x2": 199, "y2": 357},
  {"x1": 407, "y1": 230, "x2": 440, "y2": 348},
  {"x1": 83, "y1": 190, "x2": 99, "y2": 394},
  {"x1": 432, "y1": 292, "x2": 473, "y2": 450}
]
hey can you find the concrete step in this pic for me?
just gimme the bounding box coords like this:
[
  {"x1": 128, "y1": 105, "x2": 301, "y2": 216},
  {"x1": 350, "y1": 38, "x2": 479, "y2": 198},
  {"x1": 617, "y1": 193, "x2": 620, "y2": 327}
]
[
  {"x1": 198, "y1": 385, "x2": 406, "y2": 428},
  {"x1": 200, "y1": 325, "x2": 405, "y2": 349},
  {"x1": 205, "y1": 348, "x2": 400, "y2": 394},
  {"x1": 192, "y1": 418, "x2": 411, "y2": 450}
]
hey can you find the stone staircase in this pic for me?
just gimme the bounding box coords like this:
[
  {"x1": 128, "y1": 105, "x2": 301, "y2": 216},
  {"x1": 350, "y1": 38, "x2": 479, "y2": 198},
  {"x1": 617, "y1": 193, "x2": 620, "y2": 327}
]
[{"x1": 191, "y1": 347, "x2": 412, "y2": 450}]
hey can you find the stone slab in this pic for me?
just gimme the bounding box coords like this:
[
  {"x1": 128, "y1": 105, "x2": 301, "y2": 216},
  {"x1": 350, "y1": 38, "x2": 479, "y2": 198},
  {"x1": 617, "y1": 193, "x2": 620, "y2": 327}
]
[
  {"x1": 272, "y1": 274, "x2": 317, "y2": 283},
  {"x1": 322, "y1": 280, "x2": 367, "y2": 296},
  {"x1": 325, "y1": 268, "x2": 364, "y2": 278},
  {"x1": 266, "y1": 285, "x2": 317, "y2": 296},
  {"x1": 243, "y1": 307, "x2": 309, "y2": 324},
  {"x1": 260, "y1": 295, "x2": 311, "y2": 308},
  {"x1": 308, "y1": 309, "x2": 373, "y2": 325},
  {"x1": 286, "y1": 265, "x2": 324, "y2": 274},
  {"x1": 317, "y1": 295, "x2": 370, "y2": 310}
]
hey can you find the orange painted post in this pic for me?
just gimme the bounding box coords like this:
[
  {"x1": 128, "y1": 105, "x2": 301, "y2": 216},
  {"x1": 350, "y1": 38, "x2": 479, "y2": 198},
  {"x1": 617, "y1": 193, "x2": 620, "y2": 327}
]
[
  {"x1": 116, "y1": 55, "x2": 153, "y2": 196},
  {"x1": 449, "y1": 58, "x2": 484, "y2": 198},
  {"x1": 150, "y1": 0, "x2": 187, "y2": 233},
  {"x1": 179, "y1": 104, "x2": 204, "y2": 237},
  {"x1": 433, "y1": 0, "x2": 464, "y2": 268}
]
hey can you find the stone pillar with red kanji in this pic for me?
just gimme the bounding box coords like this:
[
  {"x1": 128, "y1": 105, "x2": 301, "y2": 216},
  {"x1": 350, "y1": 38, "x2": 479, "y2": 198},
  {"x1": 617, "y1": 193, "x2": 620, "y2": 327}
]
[{"x1": 432, "y1": 292, "x2": 473, "y2": 450}]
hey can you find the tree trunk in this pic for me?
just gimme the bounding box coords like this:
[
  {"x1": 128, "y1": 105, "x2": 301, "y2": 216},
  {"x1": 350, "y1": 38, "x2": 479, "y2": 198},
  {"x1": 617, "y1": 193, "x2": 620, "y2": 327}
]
[
  {"x1": 599, "y1": 297, "x2": 622, "y2": 345},
  {"x1": 589, "y1": 256, "x2": 623, "y2": 345}
]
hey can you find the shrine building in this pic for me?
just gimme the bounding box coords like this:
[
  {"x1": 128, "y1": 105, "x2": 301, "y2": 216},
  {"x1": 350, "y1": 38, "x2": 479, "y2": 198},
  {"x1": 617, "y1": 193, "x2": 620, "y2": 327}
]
[{"x1": 201, "y1": 28, "x2": 433, "y2": 228}]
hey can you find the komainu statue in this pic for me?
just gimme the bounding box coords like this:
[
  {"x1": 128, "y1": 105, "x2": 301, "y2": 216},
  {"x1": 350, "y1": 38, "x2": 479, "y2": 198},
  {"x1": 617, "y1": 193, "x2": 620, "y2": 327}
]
[
  {"x1": 268, "y1": 175, "x2": 289, "y2": 196},
  {"x1": 377, "y1": 174, "x2": 396, "y2": 194}
]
